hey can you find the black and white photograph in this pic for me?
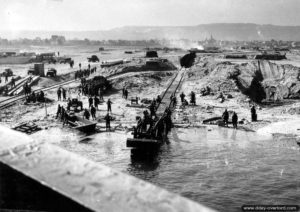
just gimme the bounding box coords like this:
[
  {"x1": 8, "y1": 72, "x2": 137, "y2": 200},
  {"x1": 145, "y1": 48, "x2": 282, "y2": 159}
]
[{"x1": 0, "y1": 0, "x2": 300, "y2": 211}]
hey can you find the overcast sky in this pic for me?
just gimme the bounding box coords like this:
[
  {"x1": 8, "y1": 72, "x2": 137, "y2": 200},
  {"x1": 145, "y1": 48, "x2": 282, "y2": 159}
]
[{"x1": 1, "y1": 0, "x2": 300, "y2": 31}]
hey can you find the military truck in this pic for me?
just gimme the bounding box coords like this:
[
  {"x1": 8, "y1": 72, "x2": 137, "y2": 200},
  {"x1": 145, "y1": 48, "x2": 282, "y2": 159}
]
[
  {"x1": 27, "y1": 63, "x2": 45, "y2": 76},
  {"x1": 87, "y1": 55, "x2": 100, "y2": 62},
  {"x1": 46, "y1": 68, "x2": 57, "y2": 77}
]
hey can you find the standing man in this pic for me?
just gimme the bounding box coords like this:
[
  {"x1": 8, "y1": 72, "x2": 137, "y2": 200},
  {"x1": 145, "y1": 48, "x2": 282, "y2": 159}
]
[
  {"x1": 91, "y1": 105, "x2": 96, "y2": 120},
  {"x1": 57, "y1": 88, "x2": 62, "y2": 101},
  {"x1": 83, "y1": 109, "x2": 90, "y2": 120},
  {"x1": 5, "y1": 73, "x2": 8, "y2": 83},
  {"x1": 190, "y1": 91, "x2": 196, "y2": 105},
  {"x1": 222, "y1": 109, "x2": 229, "y2": 127},
  {"x1": 79, "y1": 63, "x2": 82, "y2": 70},
  {"x1": 232, "y1": 112, "x2": 238, "y2": 129},
  {"x1": 251, "y1": 105, "x2": 257, "y2": 122},
  {"x1": 62, "y1": 88, "x2": 67, "y2": 101},
  {"x1": 122, "y1": 87, "x2": 125, "y2": 98},
  {"x1": 107, "y1": 98, "x2": 112, "y2": 113},
  {"x1": 88, "y1": 96, "x2": 93, "y2": 108},
  {"x1": 180, "y1": 92, "x2": 185, "y2": 104},
  {"x1": 11, "y1": 77, "x2": 15, "y2": 88},
  {"x1": 104, "y1": 113, "x2": 111, "y2": 131},
  {"x1": 94, "y1": 96, "x2": 100, "y2": 109},
  {"x1": 124, "y1": 89, "x2": 128, "y2": 100}
]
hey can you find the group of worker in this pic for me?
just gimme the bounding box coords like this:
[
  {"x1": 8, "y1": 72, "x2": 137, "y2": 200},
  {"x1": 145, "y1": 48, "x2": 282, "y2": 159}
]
[
  {"x1": 57, "y1": 87, "x2": 68, "y2": 101},
  {"x1": 0, "y1": 73, "x2": 9, "y2": 84},
  {"x1": 74, "y1": 66, "x2": 97, "y2": 80},
  {"x1": 26, "y1": 90, "x2": 45, "y2": 103},
  {"x1": 134, "y1": 104, "x2": 172, "y2": 140},
  {"x1": 222, "y1": 106, "x2": 258, "y2": 129},
  {"x1": 179, "y1": 91, "x2": 196, "y2": 107},
  {"x1": 80, "y1": 80, "x2": 104, "y2": 98}
]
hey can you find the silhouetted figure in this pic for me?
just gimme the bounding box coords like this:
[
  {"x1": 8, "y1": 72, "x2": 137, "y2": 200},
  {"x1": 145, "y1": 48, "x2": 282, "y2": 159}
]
[
  {"x1": 83, "y1": 109, "x2": 90, "y2": 120},
  {"x1": 88, "y1": 96, "x2": 93, "y2": 108},
  {"x1": 57, "y1": 88, "x2": 62, "y2": 101},
  {"x1": 91, "y1": 105, "x2": 96, "y2": 120},
  {"x1": 190, "y1": 91, "x2": 196, "y2": 105},
  {"x1": 104, "y1": 113, "x2": 111, "y2": 131},
  {"x1": 122, "y1": 87, "x2": 125, "y2": 98},
  {"x1": 11, "y1": 77, "x2": 15, "y2": 87},
  {"x1": 232, "y1": 112, "x2": 238, "y2": 129},
  {"x1": 180, "y1": 92, "x2": 185, "y2": 103},
  {"x1": 107, "y1": 99, "x2": 112, "y2": 113},
  {"x1": 94, "y1": 96, "x2": 100, "y2": 109},
  {"x1": 56, "y1": 104, "x2": 61, "y2": 119},
  {"x1": 251, "y1": 106, "x2": 257, "y2": 122},
  {"x1": 124, "y1": 89, "x2": 128, "y2": 99},
  {"x1": 222, "y1": 109, "x2": 229, "y2": 127}
]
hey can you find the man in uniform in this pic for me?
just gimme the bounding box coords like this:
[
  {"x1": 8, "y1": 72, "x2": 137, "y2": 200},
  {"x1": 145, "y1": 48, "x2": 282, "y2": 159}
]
[
  {"x1": 180, "y1": 92, "x2": 185, "y2": 104},
  {"x1": 107, "y1": 99, "x2": 112, "y2": 113},
  {"x1": 104, "y1": 113, "x2": 111, "y2": 131},
  {"x1": 222, "y1": 109, "x2": 229, "y2": 127},
  {"x1": 91, "y1": 105, "x2": 96, "y2": 120},
  {"x1": 232, "y1": 112, "x2": 238, "y2": 129},
  {"x1": 57, "y1": 88, "x2": 62, "y2": 101}
]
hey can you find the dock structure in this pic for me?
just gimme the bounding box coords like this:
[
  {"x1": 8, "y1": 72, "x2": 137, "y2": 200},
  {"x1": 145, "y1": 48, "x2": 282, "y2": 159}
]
[
  {"x1": 126, "y1": 68, "x2": 186, "y2": 149},
  {"x1": 0, "y1": 126, "x2": 216, "y2": 212},
  {"x1": 156, "y1": 68, "x2": 186, "y2": 114}
]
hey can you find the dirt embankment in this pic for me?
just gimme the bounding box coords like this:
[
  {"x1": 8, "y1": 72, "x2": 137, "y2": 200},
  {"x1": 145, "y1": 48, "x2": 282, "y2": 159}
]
[
  {"x1": 101, "y1": 58, "x2": 177, "y2": 78},
  {"x1": 188, "y1": 58, "x2": 300, "y2": 103}
]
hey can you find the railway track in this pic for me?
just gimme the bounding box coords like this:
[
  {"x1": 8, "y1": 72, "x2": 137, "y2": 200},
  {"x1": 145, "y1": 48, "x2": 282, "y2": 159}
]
[{"x1": 156, "y1": 68, "x2": 186, "y2": 114}]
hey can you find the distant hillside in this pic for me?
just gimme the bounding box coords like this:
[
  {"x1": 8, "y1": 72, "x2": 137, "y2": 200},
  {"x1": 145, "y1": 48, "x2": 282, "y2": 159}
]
[{"x1": 1, "y1": 23, "x2": 300, "y2": 41}]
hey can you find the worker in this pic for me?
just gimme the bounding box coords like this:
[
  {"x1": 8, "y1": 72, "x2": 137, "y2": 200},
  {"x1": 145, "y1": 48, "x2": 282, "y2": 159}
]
[
  {"x1": 91, "y1": 105, "x2": 96, "y2": 120},
  {"x1": 190, "y1": 91, "x2": 196, "y2": 105},
  {"x1": 251, "y1": 105, "x2": 257, "y2": 122},
  {"x1": 62, "y1": 88, "x2": 67, "y2": 101},
  {"x1": 222, "y1": 109, "x2": 229, "y2": 127},
  {"x1": 63, "y1": 112, "x2": 69, "y2": 126},
  {"x1": 94, "y1": 96, "x2": 100, "y2": 109},
  {"x1": 124, "y1": 89, "x2": 128, "y2": 100},
  {"x1": 56, "y1": 104, "x2": 61, "y2": 119},
  {"x1": 39, "y1": 90, "x2": 45, "y2": 102},
  {"x1": 122, "y1": 86, "x2": 126, "y2": 98},
  {"x1": 79, "y1": 63, "x2": 82, "y2": 70},
  {"x1": 83, "y1": 108, "x2": 90, "y2": 120},
  {"x1": 57, "y1": 88, "x2": 62, "y2": 101},
  {"x1": 180, "y1": 92, "x2": 185, "y2": 103},
  {"x1": 61, "y1": 106, "x2": 65, "y2": 121},
  {"x1": 104, "y1": 113, "x2": 111, "y2": 131},
  {"x1": 149, "y1": 102, "x2": 156, "y2": 117},
  {"x1": 5, "y1": 73, "x2": 8, "y2": 83},
  {"x1": 88, "y1": 96, "x2": 93, "y2": 108},
  {"x1": 172, "y1": 95, "x2": 177, "y2": 107},
  {"x1": 232, "y1": 112, "x2": 238, "y2": 129},
  {"x1": 11, "y1": 77, "x2": 15, "y2": 88},
  {"x1": 156, "y1": 95, "x2": 161, "y2": 104},
  {"x1": 107, "y1": 99, "x2": 112, "y2": 113}
]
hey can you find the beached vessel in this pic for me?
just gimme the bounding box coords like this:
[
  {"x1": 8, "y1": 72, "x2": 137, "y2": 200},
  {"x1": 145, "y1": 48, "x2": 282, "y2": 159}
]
[
  {"x1": 0, "y1": 52, "x2": 35, "y2": 64},
  {"x1": 67, "y1": 115, "x2": 96, "y2": 132}
]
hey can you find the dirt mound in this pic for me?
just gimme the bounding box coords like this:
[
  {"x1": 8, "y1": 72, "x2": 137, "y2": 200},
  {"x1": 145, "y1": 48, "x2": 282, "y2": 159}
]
[
  {"x1": 38, "y1": 72, "x2": 75, "y2": 87},
  {"x1": 112, "y1": 72, "x2": 174, "y2": 90}
]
